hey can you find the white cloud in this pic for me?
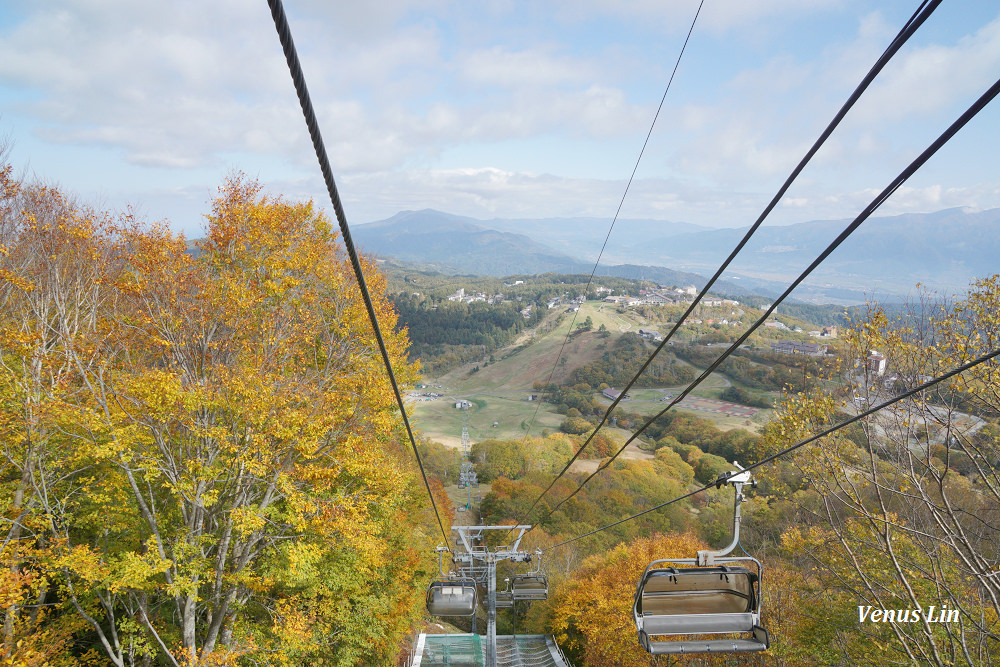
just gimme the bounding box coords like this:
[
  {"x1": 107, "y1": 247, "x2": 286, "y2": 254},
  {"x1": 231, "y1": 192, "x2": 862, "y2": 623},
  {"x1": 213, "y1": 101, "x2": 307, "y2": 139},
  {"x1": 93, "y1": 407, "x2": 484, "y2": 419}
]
[
  {"x1": 458, "y1": 46, "x2": 596, "y2": 88},
  {"x1": 338, "y1": 166, "x2": 780, "y2": 226},
  {"x1": 846, "y1": 16, "x2": 1000, "y2": 124},
  {"x1": 0, "y1": 0, "x2": 650, "y2": 174},
  {"x1": 553, "y1": 0, "x2": 841, "y2": 35},
  {"x1": 2, "y1": 0, "x2": 999, "y2": 238}
]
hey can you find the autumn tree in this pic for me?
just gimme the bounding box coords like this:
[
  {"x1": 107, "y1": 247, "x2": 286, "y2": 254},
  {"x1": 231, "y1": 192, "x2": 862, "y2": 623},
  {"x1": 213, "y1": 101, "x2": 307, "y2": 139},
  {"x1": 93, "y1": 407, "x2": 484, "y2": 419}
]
[
  {"x1": 763, "y1": 279, "x2": 1000, "y2": 665},
  {"x1": 0, "y1": 169, "x2": 107, "y2": 665},
  {"x1": 0, "y1": 172, "x2": 435, "y2": 666}
]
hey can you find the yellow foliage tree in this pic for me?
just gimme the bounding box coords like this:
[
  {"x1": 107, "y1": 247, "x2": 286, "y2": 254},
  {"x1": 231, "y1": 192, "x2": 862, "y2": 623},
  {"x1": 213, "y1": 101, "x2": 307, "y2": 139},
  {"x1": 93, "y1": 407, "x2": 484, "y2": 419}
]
[
  {"x1": 547, "y1": 532, "x2": 709, "y2": 667},
  {"x1": 763, "y1": 280, "x2": 1000, "y2": 666},
  {"x1": 0, "y1": 170, "x2": 434, "y2": 666}
]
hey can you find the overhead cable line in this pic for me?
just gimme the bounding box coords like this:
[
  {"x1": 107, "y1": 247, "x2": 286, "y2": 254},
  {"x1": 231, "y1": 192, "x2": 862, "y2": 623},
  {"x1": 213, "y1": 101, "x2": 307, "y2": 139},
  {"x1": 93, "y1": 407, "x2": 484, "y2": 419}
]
[
  {"x1": 266, "y1": 0, "x2": 451, "y2": 550},
  {"x1": 517, "y1": 0, "x2": 705, "y2": 444},
  {"x1": 539, "y1": 71, "x2": 1000, "y2": 522},
  {"x1": 515, "y1": 0, "x2": 942, "y2": 523},
  {"x1": 542, "y1": 345, "x2": 1000, "y2": 552}
]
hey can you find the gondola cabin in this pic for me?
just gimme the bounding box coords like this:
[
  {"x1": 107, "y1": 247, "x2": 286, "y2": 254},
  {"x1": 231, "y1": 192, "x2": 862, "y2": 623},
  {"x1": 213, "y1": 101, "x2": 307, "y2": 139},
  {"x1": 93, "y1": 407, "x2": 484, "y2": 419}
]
[
  {"x1": 426, "y1": 580, "x2": 478, "y2": 616},
  {"x1": 634, "y1": 559, "x2": 769, "y2": 654}
]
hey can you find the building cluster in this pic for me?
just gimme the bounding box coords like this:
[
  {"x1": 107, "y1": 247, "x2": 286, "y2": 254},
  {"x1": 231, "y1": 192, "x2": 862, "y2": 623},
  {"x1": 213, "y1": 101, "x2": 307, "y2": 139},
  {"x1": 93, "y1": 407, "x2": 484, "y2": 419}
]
[
  {"x1": 447, "y1": 287, "x2": 506, "y2": 304},
  {"x1": 682, "y1": 317, "x2": 741, "y2": 326},
  {"x1": 602, "y1": 388, "x2": 630, "y2": 400},
  {"x1": 601, "y1": 287, "x2": 743, "y2": 309},
  {"x1": 807, "y1": 326, "x2": 838, "y2": 338}
]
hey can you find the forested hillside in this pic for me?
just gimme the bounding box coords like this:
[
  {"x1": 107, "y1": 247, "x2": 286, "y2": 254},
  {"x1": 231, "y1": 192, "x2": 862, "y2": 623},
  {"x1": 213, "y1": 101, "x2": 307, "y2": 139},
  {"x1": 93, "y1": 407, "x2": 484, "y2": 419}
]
[{"x1": 470, "y1": 278, "x2": 1000, "y2": 666}]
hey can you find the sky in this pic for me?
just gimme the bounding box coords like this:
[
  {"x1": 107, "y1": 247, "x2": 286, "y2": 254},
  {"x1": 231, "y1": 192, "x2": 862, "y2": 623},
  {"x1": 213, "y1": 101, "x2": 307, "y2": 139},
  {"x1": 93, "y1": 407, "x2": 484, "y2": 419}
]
[{"x1": 1, "y1": 0, "x2": 999, "y2": 238}]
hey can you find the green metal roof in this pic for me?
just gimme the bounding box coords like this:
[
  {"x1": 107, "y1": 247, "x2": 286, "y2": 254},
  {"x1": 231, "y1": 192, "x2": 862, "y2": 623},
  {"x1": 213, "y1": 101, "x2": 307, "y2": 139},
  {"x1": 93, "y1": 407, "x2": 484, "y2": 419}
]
[{"x1": 412, "y1": 634, "x2": 572, "y2": 667}]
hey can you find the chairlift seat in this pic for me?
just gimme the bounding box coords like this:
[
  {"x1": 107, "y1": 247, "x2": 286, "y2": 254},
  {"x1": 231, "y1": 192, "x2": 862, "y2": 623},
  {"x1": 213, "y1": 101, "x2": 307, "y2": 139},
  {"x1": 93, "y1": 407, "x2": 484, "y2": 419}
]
[
  {"x1": 511, "y1": 575, "x2": 548, "y2": 601},
  {"x1": 495, "y1": 590, "x2": 514, "y2": 609},
  {"x1": 642, "y1": 627, "x2": 770, "y2": 655},
  {"x1": 634, "y1": 563, "x2": 769, "y2": 655},
  {"x1": 426, "y1": 580, "x2": 478, "y2": 616}
]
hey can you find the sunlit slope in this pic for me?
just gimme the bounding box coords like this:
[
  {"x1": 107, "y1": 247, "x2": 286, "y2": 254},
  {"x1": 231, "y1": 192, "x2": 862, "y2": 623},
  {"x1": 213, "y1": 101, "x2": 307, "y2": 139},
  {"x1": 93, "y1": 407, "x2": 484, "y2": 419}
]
[{"x1": 409, "y1": 302, "x2": 766, "y2": 445}]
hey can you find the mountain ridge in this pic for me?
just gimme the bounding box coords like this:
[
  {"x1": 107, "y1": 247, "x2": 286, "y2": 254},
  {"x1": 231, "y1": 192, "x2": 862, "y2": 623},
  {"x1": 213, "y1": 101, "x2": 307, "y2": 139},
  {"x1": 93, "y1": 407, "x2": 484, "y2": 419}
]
[
  {"x1": 353, "y1": 209, "x2": 749, "y2": 295},
  {"x1": 354, "y1": 207, "x2": 999, "y2": 302}
]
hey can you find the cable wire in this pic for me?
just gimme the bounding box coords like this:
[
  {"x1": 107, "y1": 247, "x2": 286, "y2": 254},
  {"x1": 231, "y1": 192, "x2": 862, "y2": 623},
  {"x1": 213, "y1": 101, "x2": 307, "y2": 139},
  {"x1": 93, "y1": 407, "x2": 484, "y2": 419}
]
[
  {"x1": 266, "y1": 0, "x2": 451, "y2": 550},
  {"x1": 515, "y1": 0, "x2": 942, "y2": 523},
  {"x1": 539, "y1": 71, "x2": 1000, "y2": 523},
  {"x1": 516, "y1": 0, "x2": 705, "y2": 444},
  {"x1": 543, "y1": 345, "x2": 1000, "y2": 551}
]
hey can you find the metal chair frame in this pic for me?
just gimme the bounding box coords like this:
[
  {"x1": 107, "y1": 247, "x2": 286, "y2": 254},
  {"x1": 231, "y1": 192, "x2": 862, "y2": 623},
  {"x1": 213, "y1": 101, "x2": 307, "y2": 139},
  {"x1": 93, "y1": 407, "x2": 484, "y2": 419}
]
[
  {"x1": 632, "y1": 463, "x2": 771, "y2": 655},
  {"x1": 426, "y1": 578, "x2": 479, "y2": 617},
  {"x1": 511, "y1": 550, "x2": 548, "y2": 601},
  {"x1": 495, "y1": 578, "x2": 514, "y2": 609},
  {"x1": 511, "y1": 574, "x2": 548, "y2": 601},
  {"x1": 426, "y1": 546, "x2": 479, "y2": 617}
]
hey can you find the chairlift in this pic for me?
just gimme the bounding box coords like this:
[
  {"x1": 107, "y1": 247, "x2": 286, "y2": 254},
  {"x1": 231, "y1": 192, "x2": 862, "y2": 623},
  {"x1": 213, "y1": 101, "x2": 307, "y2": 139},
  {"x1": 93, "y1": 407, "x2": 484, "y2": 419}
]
[
  {"x1": 426, "y1": 579, "x2": 478, "y2": 616},
  {"x1": 633, "y1": 463, "x2": 770, "y2": 655},
  {"x1": 495, "y1": 578, "x2": 514, "y2": 609},
  {"x1": 511, "y1": 550, "x2": 548, "y2": 601},
  {"x1": 511, "y1": 575, "x2": 548, "y2": 601},
  {"x1": 426, "y1": 548, "x2": 478, "y2": 617}
]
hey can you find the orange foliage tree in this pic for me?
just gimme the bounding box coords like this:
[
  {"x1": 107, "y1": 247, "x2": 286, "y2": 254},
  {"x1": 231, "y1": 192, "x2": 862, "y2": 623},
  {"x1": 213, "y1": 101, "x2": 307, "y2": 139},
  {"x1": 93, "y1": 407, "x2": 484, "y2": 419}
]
[
  {"x1": 546, "y1": 532, "x2": 708, "y2": 666},
  {"x1": 0, "y1": 170, "x2": 435, "y2": 666}
]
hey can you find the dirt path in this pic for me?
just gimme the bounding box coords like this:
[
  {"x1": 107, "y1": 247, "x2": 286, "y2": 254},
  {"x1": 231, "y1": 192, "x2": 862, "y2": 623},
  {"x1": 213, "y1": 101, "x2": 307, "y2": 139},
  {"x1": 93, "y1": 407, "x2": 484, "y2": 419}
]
[
  {"x1": 613, "y1": 314, "x2": 633, "y2": 332},
  {"x1": 567, "y1": 440, "x2": 654, "y2": 474}
]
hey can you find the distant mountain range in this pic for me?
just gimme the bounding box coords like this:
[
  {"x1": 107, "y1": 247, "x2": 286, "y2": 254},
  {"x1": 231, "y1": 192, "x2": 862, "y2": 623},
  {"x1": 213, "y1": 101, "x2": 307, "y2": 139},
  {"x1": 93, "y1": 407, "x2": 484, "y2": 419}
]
[
  {"x1": 353, "y1": 207, "x2": 1000, "y2": 303},
  {"x1": 352, "y1": 210, "x2": 582, "y2": 276},
  {"x1": 352, "y1": 210, "x2": 747, "y2": 294}
]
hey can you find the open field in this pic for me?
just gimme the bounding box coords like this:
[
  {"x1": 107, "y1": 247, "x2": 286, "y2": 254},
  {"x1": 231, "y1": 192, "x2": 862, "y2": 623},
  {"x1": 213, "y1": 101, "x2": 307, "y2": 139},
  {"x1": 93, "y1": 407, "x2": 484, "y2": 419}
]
[
  {"x1": 444, "y1": 482, "x2": 492, "y2": 524},
  {"x1": 436, "y1": 302, "x2": 645, "y2": 391},
  {"x1": 411, "y1": 392, "x2": 564, "y2": 445},
  {"x1": 412, "y1": 303, "x2": 637, "y2": 443},
  {"x1": 597, "y1": 384, "x2": 773, "y2": 432},
  {"x1": 411, "y1": 301, "x2": 764, "y2": 442}
]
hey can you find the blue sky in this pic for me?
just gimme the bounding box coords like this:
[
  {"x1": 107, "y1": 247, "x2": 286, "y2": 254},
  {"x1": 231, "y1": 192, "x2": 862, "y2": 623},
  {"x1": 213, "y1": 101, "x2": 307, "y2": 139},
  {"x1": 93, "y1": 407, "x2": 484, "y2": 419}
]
[{"x1": 1, "y1": 0, "x2": 999, "y2": 237}]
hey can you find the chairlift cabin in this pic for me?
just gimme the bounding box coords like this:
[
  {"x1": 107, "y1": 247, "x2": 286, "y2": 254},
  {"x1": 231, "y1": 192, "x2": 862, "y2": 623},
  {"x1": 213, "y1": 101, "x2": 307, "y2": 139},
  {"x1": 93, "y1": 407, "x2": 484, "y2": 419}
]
[
  {"x1": 426, "y1": 579, "x2": 478, "y2": 616},
  {"x1": 511, "y1": 552, "x2": 548, "y2": 601},
  {"x1": 495, "y1": 579, "x2": 514, "y2": 609},
  {"x1": 633, "y1": 462, "x2": 770, "y2": 655},
  {"x1": 511, "y1": 575, "x2": 548, "y2": 601},
  {"x1": 634, "y1": 559, "x2": 768, "y2": 654}
]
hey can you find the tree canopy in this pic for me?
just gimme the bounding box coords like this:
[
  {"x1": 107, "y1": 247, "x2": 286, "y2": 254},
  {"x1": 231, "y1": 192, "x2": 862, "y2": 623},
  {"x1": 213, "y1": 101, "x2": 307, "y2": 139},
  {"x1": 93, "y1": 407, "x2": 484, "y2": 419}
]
[{"x1": 0, "y1": 171, "x2": 436, "y2": 666}]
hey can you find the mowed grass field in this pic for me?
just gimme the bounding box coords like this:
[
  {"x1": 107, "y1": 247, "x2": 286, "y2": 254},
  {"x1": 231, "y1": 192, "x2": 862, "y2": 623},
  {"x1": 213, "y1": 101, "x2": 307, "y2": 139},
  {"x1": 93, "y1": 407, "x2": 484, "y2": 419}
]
[{"x1": 410, "y1": 301, "x2": 770, "y2": 445}]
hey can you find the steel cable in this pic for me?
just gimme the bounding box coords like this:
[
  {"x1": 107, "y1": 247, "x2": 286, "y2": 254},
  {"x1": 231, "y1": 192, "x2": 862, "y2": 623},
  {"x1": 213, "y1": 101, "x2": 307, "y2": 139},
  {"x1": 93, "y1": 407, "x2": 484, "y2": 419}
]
[
  {"x1": 266, "y1": 0, "x2": 451, "y2": 549},
  {"x1": 544, "y1": 346, "x2": 1000, "y2": 551},
  {"x1": 538, "y1": 72, "x2": 1000, "y2": 523},
  {"x1": 514, "y1": 0, "x2": 943, "y2": 525},
  {"x1": 516, "y1": 0, "x2": 705, "y2": 448}
]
